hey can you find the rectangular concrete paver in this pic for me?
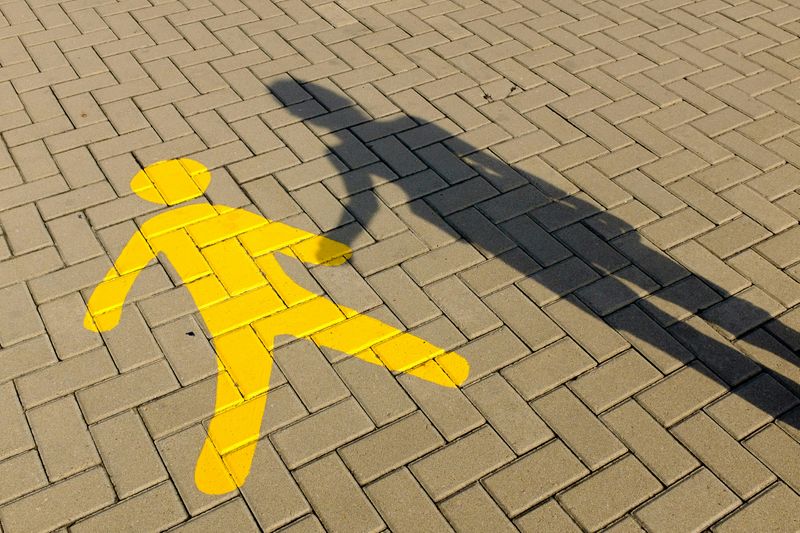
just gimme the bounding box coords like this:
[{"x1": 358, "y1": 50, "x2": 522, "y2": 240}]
[
  {"x1": 634, "y1": 469, "x2": 741, "y2": 533},
  {"x1": 0, "y1": 468, "x2": 115, "y2": 533},
  {"x1": 557, "y1": 455, "x2": 661, "y2": 531},
  {"x1": 410, "y1": 425, "x2": 515, "y2": 502},
  {"x1": 294, "y1": 453, "x2": 384, "y2": 533},
  {"x1": 483, "y1": 440, "x2": 589, "y2": 517}
]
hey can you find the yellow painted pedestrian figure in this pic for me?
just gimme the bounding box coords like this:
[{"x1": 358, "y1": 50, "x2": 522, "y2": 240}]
[{"x1": 84, "y1": 159, "x2": 470, "y2": 494}]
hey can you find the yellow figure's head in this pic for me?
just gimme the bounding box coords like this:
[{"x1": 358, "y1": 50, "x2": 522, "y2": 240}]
[{"x1": 130, "y1": 159, "x2": 212, "y2": 206}]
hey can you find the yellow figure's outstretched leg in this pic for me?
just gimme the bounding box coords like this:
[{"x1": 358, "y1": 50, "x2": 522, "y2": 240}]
[
  {"x1": 194, "y1": 294, "x2": 470, "y2": 495},
  {"x1": 309, "y1": 302, "x2": 470, "y2": 387},
  {"x1": 195, "y1": 327, "x2": 272, "y2": 494}
]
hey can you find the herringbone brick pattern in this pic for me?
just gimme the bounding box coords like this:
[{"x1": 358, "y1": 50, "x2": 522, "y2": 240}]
[{"x1": 1, "y1": 0, "x2": 800, "y2": 530}]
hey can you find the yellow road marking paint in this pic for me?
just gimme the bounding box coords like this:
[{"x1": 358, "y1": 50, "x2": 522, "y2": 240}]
[
  {"x1": 83, "y1": 158, "x2": 471, "y2": 495},
  {"x1": 202, "y1": 239, "x2": 266, "y2": 296}
]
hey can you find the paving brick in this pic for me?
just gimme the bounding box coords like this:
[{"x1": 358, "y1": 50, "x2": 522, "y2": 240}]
[
  {"x1": 673, "y1": 412, "x2": 776, "y2": 498},
  {"x1": 402, "y1": 240, "x2": 485, "y2": 286},
  {"x1": 101, "y1": 305, "x2": 162, "y2": 372},
  {"x1": 157, "y1": 425, "x2": 236, "y2": 516},
  {"x1": 484, "y1": 439, "x2": 589, "y2": 517},
  {"x1": 91, "y1": 410, "x2": 168, "y2": 499},
  {"x1": 669, "y1": 316, "x2": 761, "y2": 386},
  {"x1": 0, "y1": 381, "x2": 34, "y2": 461},
  {"x1": 557, "y1": 455, "x2": 661, "y2": 530},
  {"x1": 0, "y1": 467, "x2": 115, "y2": 533},
  {"x1": 0, "y1": 203, "x2": 52, "y2": 255},
  {"x1": 570, "y1": 350, "x2": 662, "y2": 413},
  {"x1": 603, "y1": 516, "x2": 647, "y2": 532},
  {"x1": 39, "y1": 292, "x2": 103, "y2": 359},
  {"x1": 394, "y1": 200, "x2": 458, "y2": 249},
  {"x1": 71, "y1": 482, "x2": 187, "y2": 533},
  {"x1": 0, "y1": 283, "x2": 43, "y2": 347},
  {"x1": 500, "y1": 215, "x2": 571, "y2": 267},
  {"x1": 274, "y1": 340, "x2": 349, "y2": 412},
  {"x1": 28, "y1": 395, "x2": 100, "y2": 482},
  {"x1": 350, "y1": 231, "x2": 428, "y2": 277},
  {"x1": 0, "y1": 451, "x2": 47, "y2": 506},
  {"x1": 138, "y1": 375, "x2": 237, "y2": 440},
  {"x1": 534, "y1": 386, "x2": 627, "y2": 469},
  {"x1": 602, "y1": 400, "x2": 699, "y2": 485},
  {"x1": 706, "y1": 374, "x2": 799, "y2": 440},
  {"x1": 339, "y1": 411, "x2": 444, "y2": 484},
  {"x1": 755, "y1": 225, "x2": 800, "y2": 268},
  {"x1": 637, "y1": 361, "x2": 729, "y2": 426},
  {"x1": 545, "y1": 295, "x2": 629, "y2": 362},
  {"x1": 556, "y1": 223, "x2": 629, "y2": 276},
  {"x1": 668, "y1": 240, "x2": 750, "y2": 296},
  {"x1": 333, "y1": 355, "x2": 415, "y2": 427},
  {"x1": 236, "y1": 439, "x2": 310, "y2": 531},
  {"x1": 697, "y1": 216, "x2": 772, "y2": 259},
  {"x1": 606, "y1": 305, "x2": 694, "y2": 373},
  {"x1": 502, "y1": 337, "x2": 594, "y2": 400},
  {"x1": 29, "y1": 255, "x2": 112, "y2": 305},
  {"x1": 446, "y1": 207, "x2": 516, "y2": 257},
  {"x1": 367, "y1": 266, "x2": 440, "y2": 328},
  {"x1": 47, "y1": 213, "x2": 105, "y2": 266},
  {"x1": 514, "y1": 499, "x2": 582, "y2": 532},
  {"x1": 721, "y1": 185, "x2": 796, "y2": 233},
  {"x1": 576, "y1": 265, "x2": 660, "y2": 316},
  {"x1": 77, "y1": 359, "x2": 179, "y2": 423},
  {"x1": 410, "y1": 425, "x2": 514, "y2": 502},
  {"x1": 0, "y1": 335, "x2": 56, "y2": 386},
  {"x1": 745, "y1": 424, "x2": 800, "y2": 493},
  {"x1": 715, "y1": 482, "x2": 800, "y2": 533},
  {"x1": 483, "y1": 286, "x2": 564, "y2": 351},
  {"x1": 16, "y1": 346, "x2": 117, "y2": 408},
  {"x1": 425, "y1": 275, "x2": 501, "y2": 339},
  {"x1": 728, "y1": 249, "x2": 800, "y2": 307},
  {"x1": 438, "y1": 484, "x2": 516, "y2": 533},
  {"x1": 345, "y1": 190, "x2": 407, "y2": 241},
  {"x1": 735, "y1": 329, "x2": 800, "y2": 396},
  {"x1": 703, "y1": 286, "x2": 785, "y2": 339},
  {"x1": 294, "y1": 453, "x2": 384, "y2": 533},
  {"x1": 366, "y1": 468, "x2": 453, "y2": 533},
  {"x1": 464, "y1": 373, "x2": 553, "y2": 455},
  {"x1": 169, "y1": 499, "x2": 259, "y2": 533},
  {"x1": 634, "y1": 469, "x2": 741, "y2": 533},
  {"x1": 640, "y1": 208, "x2": 714, "y2": 250},
  {"x1": 271, "y1": 397, "x2": 374, "y2": 469},
  {"x1": 517, "y1": 256, "x2": 599, "y2": 306},
  {"x1": 398, "y1": 368, "x2": 484, "y2": 440},
  {"x1": 459, "y1": 248, "x2": 540, "y2": 297}
]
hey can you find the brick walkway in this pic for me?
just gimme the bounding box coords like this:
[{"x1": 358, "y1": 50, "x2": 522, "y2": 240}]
[{"x1": 2, "y1": 0, "x2": 800, "y2": 531}]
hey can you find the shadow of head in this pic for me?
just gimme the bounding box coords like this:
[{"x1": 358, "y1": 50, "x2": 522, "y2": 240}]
[{"x1": 267, "y1": 78, "x2": 800, "y2": 429}]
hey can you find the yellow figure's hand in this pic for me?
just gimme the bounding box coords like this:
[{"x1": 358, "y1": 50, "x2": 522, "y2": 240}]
[
  {"x1": 83, "y1": 231, "x2": 155, "y2": 333},
  {"x1": 291, "y1": 233, "x2": 352, "y2": 265}
]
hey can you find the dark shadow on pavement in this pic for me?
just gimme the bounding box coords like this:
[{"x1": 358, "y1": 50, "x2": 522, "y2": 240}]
[{"x1": 267, "y1": 77, "x2": 800, "y2": 430}]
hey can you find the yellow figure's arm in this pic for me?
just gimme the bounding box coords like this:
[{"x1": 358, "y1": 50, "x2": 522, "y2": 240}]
[
  {"x1": 287, "y1": 230, "x2": 352, "y2": 266},
  {"x1": 239, "y1": 216, "x2": 353, "y2": 266},
  {"x1": 84, "y1": 231, "x2": 156, "y2": 332}
]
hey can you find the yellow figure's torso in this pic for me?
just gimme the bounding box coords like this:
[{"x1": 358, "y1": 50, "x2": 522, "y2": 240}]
[{"x1": 85, "y1": 203, "x2": 352, "y2": 337}]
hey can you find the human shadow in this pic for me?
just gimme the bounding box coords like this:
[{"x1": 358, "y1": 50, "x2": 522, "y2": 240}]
[{"x1": 267, "y1": 78, "x2": 800, "y2": 429}]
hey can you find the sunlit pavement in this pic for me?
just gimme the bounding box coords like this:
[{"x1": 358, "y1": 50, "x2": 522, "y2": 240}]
[{"x1": 1, "y1": 0, "x2": 800, "y2": 531}]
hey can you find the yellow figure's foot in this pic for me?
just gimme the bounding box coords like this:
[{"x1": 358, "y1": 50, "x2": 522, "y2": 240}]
[
  {"x1": 195, "y1": 394, "x2": 268, "y2": 494},
  {"x1": 194, "y1": 439, "x2": 238, "y2": 495},
  {"x1": 406, "y1": 354, "x2": 470, "y2": 388},
  {"x1": 438, "y1": 351, "x2": 470, "y2": 386}
]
